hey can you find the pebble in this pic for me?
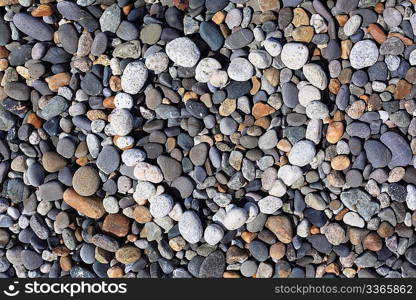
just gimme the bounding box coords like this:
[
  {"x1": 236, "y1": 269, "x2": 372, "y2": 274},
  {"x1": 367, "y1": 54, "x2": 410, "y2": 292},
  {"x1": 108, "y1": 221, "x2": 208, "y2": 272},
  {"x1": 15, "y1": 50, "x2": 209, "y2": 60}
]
[
  {"x1": 303, "y1": 64, "x2": 328, "y2": 90},
  {"x1": 350, "y1": 40, "x2": 379, "y2": 69},
  {"x1": 199, "y1": 21, "x2": 224, "y2": 51},
  {"x1": 204, "y1": 224, "x2": 224, "y2": 245},
  {"x1": 96, "y1": 146, "x2": 120, "y2": 175},
  {"x1": 227, "y1": 57, "x2": 254, "y2": 82},
  {"x1": 195, "y1": 58, "x2": 221, "y2": 83},
  {"x1": 288, "y1": 140, "x2": 316, "y2": 167},
  {"x1": 72, "y1": 166, "x2": 100, "y2": 196},
  {"x1": 199, "y1": 250, "x2": 225, "y2": 278},
  {"x1": 166, "y1": 37, "x2": 200, "y2": 67},
  {"x1": 150, "y1": 194, "x2": 174, "y2": 218},
  {"x1": 0, "y1": 0, "x2": 415, "y2": 280},
  {"x1": 281, "y1": 43, "x2": 309, "y2": 70},
  {"x1": 121, "y1": 61, "x2": 148, "y2": 94},
  {"x1": 21, "y1": 250, "x2": 43, "y2": 270},
  {"x1": 258, "y1": 196, "x2": 283, "y2": 214},
  {"x1": 179, "y1": 211, "x2": 203, "y2": 244},
  {"x1": 63, "y1": 188, "x2": 105, "y2": 219},
  {"x1": 13, "y1": 13, "x2": 53, "y2": 41},
  {"x1": 364, "y1": 140, "x2": 392, "y2": 168},
  {"x1": 343, "y1": 15, "x2": 362, "y2": 36},
  {"x1": 109, "y1": 108, "x2": 133, "y2": 136},
  {"x1": 134, "y1": 162, "x2": 163, "y2": 183},
  {"x1": 224, "y1": 28, "x2": 254, "y2": 50},
  {"x1": 223, "y1": 207, "x2": 248, "y2": 230},
  {"x1": 99, "y1": 3, "x2": 121, "y2": 33}
]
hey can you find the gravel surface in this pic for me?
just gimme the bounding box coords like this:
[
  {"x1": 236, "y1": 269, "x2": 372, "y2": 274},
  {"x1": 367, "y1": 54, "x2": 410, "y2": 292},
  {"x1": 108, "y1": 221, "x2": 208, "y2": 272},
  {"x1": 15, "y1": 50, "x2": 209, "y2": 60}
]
[{"x1": 0, "y1": 0, "x2": 416, "y2": 279}]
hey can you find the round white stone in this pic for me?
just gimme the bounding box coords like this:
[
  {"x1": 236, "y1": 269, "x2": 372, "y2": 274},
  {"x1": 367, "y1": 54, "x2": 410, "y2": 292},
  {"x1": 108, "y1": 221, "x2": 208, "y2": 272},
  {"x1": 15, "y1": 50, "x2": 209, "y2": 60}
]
[
  {"x1": 165, "y1": 37, "x2": 200, "y2": 67},
  {"x1": 133, "y1": 181, "x2": 156, "y2": 202},
  {"x1": 223, "y1": 207, "x2": 248, "y2": 230},
  {"x1": 343, "y1": 211, "x2": 365, "y2": 228},
  {"x1": 258, "y1": 196, "x2": 283, "y2": 214},
  {"x1": 248, "y1": 50, "x2": 272, "y2": 69},
  {"x1": 195, "y1": 58, "x2": 222, "y2": 83},
  {"x1": 298, "y1": 84, "x2": 321, "y2": 107},
  {"x1": 210, "y1": 70, "x2": 228, "y2": 88},
  {"x1": 103, "y1": 196, "x2": 119, "y2": 214},
  {"x1": 114, "y1": 93, "x2": 134, "y2": 109},
  {"x1": 227, "y1": 57, "x2": 254, "y2": 81},
  {"x1": 288, "y1": 140, "x2": 316, "y2": 167},
  {"x1": 145, "y1": 52, "x2": 169, "y2": 74},
  {"x1": 263, "y1": 38, "x2": 282, "y2": 57},
  {"x1": 204, "y1": 223, "x2": 224, "y2": 245},
  {"x1": 109, "y1": 108, "x2": 133, "y2": 136},
  {"x1": 409, "y1": 49, "x2": 416, "y2": 65},
  {"x1": 277, "y1": 164, "x2": 303, "y2": 186},
  {"x1": 350, "y1": 40, "x2": 379, "y2": 69},
  {"x1": 280, "y1": 43, "x2": 309, "y2": 70},
  {"x1": 121, "y1": 148, "x2": 146, "y2": 166},
  {"x1": 121, "y1": 61, "x2": 148, "y2": 94},
  {"x1": 178, "y1": 210, "x2": 203, "y2": 244},
  {"x1": 150, "y1": 194, "x2": 174, "y2": 218}
]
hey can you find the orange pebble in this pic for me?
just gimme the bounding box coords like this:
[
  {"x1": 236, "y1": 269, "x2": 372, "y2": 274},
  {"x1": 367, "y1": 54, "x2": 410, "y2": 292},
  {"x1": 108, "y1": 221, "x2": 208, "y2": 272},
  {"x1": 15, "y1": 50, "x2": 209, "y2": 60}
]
[
  {"x1": 103, "y1": 96, "x2": 115, "y2": 108},
  {"x1": 26, "y1": 112, "x2": 42, "y2": 129}
]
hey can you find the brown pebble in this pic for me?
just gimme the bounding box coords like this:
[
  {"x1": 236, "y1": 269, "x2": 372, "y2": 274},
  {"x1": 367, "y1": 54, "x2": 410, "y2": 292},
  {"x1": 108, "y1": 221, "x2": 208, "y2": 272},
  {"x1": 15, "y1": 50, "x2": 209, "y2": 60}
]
[
  {"x1": 340, "y1": 39, "x2": 352, "y2": 59},
  {"x1": 265, "y1": 215, "x2": 293, "y2": 244},
  {"x1": 368, "y1": 93, "x2": 382, "y2": 111},
  {"x1": 335, "y1": 15, "x2": 348, "y2": 26},
  {"x1": 212, "y1": 11, "x2": 226, "y2": 24},
  {"x1": 394, "y1": 79, "x2": 412, "y2": 99},
  {"x1": 331, "y1": 155, "x2": 350, "y2": 170},
  {"x1": 374, "y1": 2, "x2": 384, "y2": 13},
  {"x1": 270, "y1": 242, "x2": 286, "y2": 260},
  {"x1": 263, "y1": 67, "x2": 279, "y2": 87},
  {"x1": 63, "y1": 188, "x2": 105, "y2": 219},
  {"x1": 292, "y1": 8, "x2": 309, "y2": 27},
  {"x1": 87, "y1": 109, "x2": 107, "y2": 121},
  {"x1": 109, "y1": 76, "x2": 122, "y2": 92},
  {"x1": 368, "y1": 23, "x2": 387, "y2": 44},
  {"x1": 173, "y1": 0, "x2": 189, "y2": 11},
  {"x1": 169, "y1": 236, "x2": 186, "y2": 251},
  {"x1": 223, "y1": 271, "x2": 240, "y2": 278},
  {"x1": 250, "y1": 76, "x2": 261, "y2": 95},
  {"x1": 252, "y1": 102, "x2": 276, "y2": 119},
  {"x1": 292, "y1": 26, "x2": 314, "y2": 43},
  {"x1": 0, "y1": 46, "x2": 9, "y2": 58},
  {"x1": 258, "y1": 0, "x2": 280, "y2": 12},
  {"x1": 363, "y1": 232, "x2": 383, "y2": 251},
  {"x1": 115, "y1": 246, "x2": 141, "y2": 264},
  {"x1": 42, "y1": 152, "x2": 67, "y2": 173},
  {"x1": 346, "y1": 100, "x2": 366, "y2": 119},
  {"x1": 59, "y1": 256, "x2": 72, "y2": 271},
  {"x1": 0, "y1": 0, "x2": 18, "y2": 5},
  {"x1": 102, "y1": 213, "x2": 130, "y2": 237},
  {"x1": 26, "y1": 112, "x2": 42, "y2": 129},
  {"x1": 107, "y1": 266, "x2": 124, "y2": 278},
  {"x1": 103, "y1": 96, "x2": 116, "y2": 108},
  {"x1": 241, "y1": 231, "x2": 257, "y2": 243},
  {"x1": 325, "y1": 263, "x2": 340, "y2": 275},
  {"x1": 52, "y1": 245, "x2": 70, "y2": 257},
  {"x1": 31, "y1": 4, "x2": 53, "y2": 17},
  {"x1": 377, "y1": 221, "x2": 394, "y2": 238},
  {"x1": 326, "y1": 121, "x2": 344, "y2": 144},
  {"x1": 133, "y1": 206, "x2": 152, "y2": 224}
]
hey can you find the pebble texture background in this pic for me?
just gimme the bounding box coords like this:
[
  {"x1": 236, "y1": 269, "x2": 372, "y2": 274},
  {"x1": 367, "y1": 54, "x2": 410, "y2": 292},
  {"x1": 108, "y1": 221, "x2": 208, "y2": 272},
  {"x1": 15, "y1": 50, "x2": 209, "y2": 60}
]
[{"x1": 0, "y1": 0, "x2": 416, "y2": 279}]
